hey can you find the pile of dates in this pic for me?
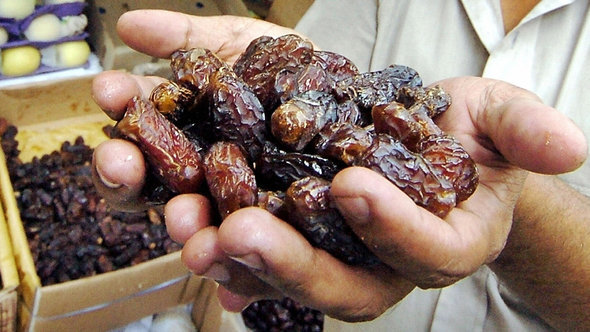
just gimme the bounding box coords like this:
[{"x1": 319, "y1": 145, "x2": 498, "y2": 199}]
[
  {"x1": 0, "y1": 122, "x2": 181, "y2": 286},
  {"x1": 113, "y1": 34, "x2": 478, "y2": 267}
]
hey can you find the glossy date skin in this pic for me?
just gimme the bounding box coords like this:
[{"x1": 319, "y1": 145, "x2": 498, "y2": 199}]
[{"x1": 111, "y1": 96, "x2": 205, "y2": 195}]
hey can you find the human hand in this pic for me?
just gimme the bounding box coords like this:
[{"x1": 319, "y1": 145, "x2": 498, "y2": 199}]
[{"x1": 91, "y1": 10, "x2": 587, "y2": 322}]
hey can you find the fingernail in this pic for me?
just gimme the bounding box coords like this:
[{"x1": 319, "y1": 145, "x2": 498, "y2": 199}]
[
  {"x1": 334, "y1": 196, "x2": 370, "y2": 225},
  {"x1": 229, "y1": 253, "x2": 264, "y2": 272},
  {"x1": 202, "y1": 263, "x2": 230, "y2": 283},
  {"x1": 95, "y1": 164, "x2": 122, "y2": 189}
]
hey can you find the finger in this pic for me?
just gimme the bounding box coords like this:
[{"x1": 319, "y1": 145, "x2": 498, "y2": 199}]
[
  {"x1": 330, "y1": 167, "x2": 510, "y2": 288},
  {"x1": 91, "y1": 139, "x2": 147, "y2": 212},
  {"x1": 92, "y1": 70, "x2": 166, "y2": 120},
  {"x1": 164, "y1": 194, "x2": 213, "y2": 244},
  {"x1": 116, "y1": 10, "x2": 298, "y2": 63},
  {"x1": 437, "y1": 77, "x2": 587, "y2": 174},
  {"x1": 217, "y1": 207, "x2": 415, "y2": 322},
  {"x1": 181, "y1": 226, "x2": 279, "y2": 311}
]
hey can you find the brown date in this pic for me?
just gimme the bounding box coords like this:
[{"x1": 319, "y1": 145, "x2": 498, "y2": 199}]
[
  {"x1": 112, "y1": 97, "x2": 205, "y2": 194},
  {"x1": 396, "y1": 85, "x2": 451, "y2": 118},
  {"x1": 334, "y1": 64, "x2": 423, "y2": 110},
  {"x1": 354, "y1": 134, "x2": 457, "y2": 217},
  {"x1": 285, "y1": 176, "x2": 379, "y2": 266},
  {"x1": 313, "y1": 122, "x2": 375, "y2": 165},
  {"x1": 207, "y1": 67, "x2": 268, "y2": 161},
  {"x1": 233, "y1": 34, "x2": 314, "y2": 111},
  {"x1": 372, "y1": 101, "x2": 442, "y2": 152},
  {"x1": 204, "y1": 141, "x2": 258, "y2": 219},
  {"x1": 419, "y1": 135, "x2": 478, "y2": 202},
  {"x1": 256, "y1": 142, "x2": 342, "y2": 191},
  {"x1": 271, "y1": 90, "x2": 338, "y2": 151}
]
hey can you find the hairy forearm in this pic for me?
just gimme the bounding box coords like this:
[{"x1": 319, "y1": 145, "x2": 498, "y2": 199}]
[{"x1": 490, "y1": 173, "x2": 590, "y2": 331}]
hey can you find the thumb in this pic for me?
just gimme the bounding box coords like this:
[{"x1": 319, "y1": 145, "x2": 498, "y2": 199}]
[{"x1": 439, "y1": 77, "x2": 588, "y2": 174}]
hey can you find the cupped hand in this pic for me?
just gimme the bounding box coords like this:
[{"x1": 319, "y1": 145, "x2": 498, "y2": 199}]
[{"x1": 91, "y1": 10, "x2": 588, "y2": 322}]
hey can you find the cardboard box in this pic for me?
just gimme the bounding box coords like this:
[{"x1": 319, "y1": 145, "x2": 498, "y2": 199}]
[
  {"x1": 1, "y1": 195, "x2": 18, "y2": 332},
  {"x1": 0, "y1": 76, "x2": 200, "y2": 332}
]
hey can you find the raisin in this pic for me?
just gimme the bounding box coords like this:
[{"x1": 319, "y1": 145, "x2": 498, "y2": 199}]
[
  {"x1": 207, "y1": 67, "x2": 268, "y2": 161},
  {"x1": 355, "y1": 134, "x2": 456, "y2": 217},
  {"x1": 285, "y1": 176, "x2": 379, "y2": 266},
  {"x1": 256, "y1": 142, "x2": 342, "y2": 191},
  {"x1": 271, "y1": 90, "x2": 338, "y2": 151},
  {"x1": 204, "y1": 141, "x2": 258, "y2": 218},
  {"x1": 112, "y1": 97, "x2": 205, "y2": 194},
  {"x1": 419, "y1": 135, "x2": 478, "y2": 202}
]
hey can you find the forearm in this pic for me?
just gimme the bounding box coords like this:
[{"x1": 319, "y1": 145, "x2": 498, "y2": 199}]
[{"x1": 490, "y1": 173, "x2": 590, "y2": 331}]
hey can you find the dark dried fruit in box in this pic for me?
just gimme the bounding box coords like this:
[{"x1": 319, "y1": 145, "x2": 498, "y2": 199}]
[
  {"x1": 0, "y1": 126, "x2": 180, "y2": 286},
  {"x1": 242, "y1": 297, "x2": 324, "y2": 332}
]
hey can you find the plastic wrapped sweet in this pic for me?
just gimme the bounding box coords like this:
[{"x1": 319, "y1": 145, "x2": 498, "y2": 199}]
[
  {"x1": 44, "y1": 0, "x2": 85, "y2": 4},
  {"x1": 0, "y1": 1, "x2": 91, "y2": 79},
  {"x1": 0, "y1": 45, "x2": 41, "y2": 76},
  {"x1": 0, "y1": 0, "x2": 35, "y2": 20},
  {"x1": 40, "y1": 39, "x2": 90, "y2": 68},
  {"x1": 0, "y1": 26, "x2": 7, "y2": 45},
  {"x1": 23, "y1": 13, "x2": 62, "y2": 42}
]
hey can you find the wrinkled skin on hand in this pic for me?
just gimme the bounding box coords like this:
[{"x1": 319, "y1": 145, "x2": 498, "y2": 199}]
[{"x1": 91, "y1": 10, "x2": 587, "y2": 322}]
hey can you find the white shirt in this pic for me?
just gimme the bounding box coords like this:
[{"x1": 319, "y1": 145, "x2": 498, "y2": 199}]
[{"x1": 295, "y1": 0, "x2": 590, "y2": 330}]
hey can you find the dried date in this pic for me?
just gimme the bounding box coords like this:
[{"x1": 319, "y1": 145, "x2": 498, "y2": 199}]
[
  {"x1": 271, "y1": 90, "x2": 338, "y2": 151},
  {"x1": 354, "y1": 134, "x2": 457, "y2": 217},
  {"x1": 285, "y1": 176, "x2": 379, "y2": 266},
  {"x1": 204, "y1": 141, "x2": 258, "y2": 219},
  {"x1": 256, "y1": 142, "x2": 342, "y2": 191},
  {"x1": 334, "y1": 64, "x2": 423, "y2": 110},
  {"x1": 419, "y1": 135, "x2": 478, "y2": 201},
  {"x1": 396, "y1": 85, "x2": 451, "y2": 118},
  {"x1": 112, "y1": 97, "x2": 205, "y2": 194},
  {"x1": 233, "y1": 34, "x2": 314, "y2": 111},
  {"x1": 372, "y1": 101, "x2": 442, "y2": 152},
  {"x1": 207, "y1": 68, "x2": 268, "y2": 161}
]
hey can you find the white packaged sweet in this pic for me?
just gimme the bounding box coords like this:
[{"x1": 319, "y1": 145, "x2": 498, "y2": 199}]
[{"x1": 0, "y1": 1, "x2": 92, "y2": 79}]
